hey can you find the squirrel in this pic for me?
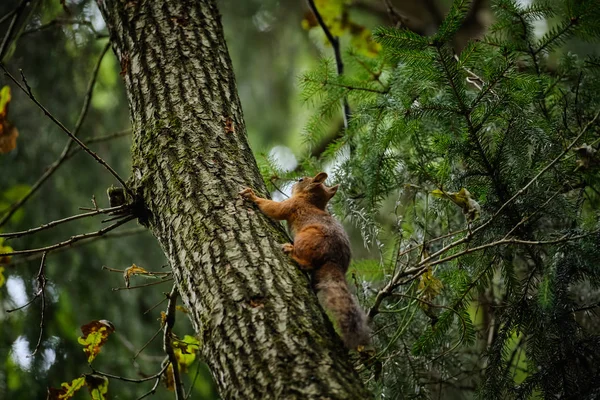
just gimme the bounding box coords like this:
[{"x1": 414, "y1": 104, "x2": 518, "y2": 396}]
[{"x1": 239, "y1": 172, "x2": 371, "y2": 349}]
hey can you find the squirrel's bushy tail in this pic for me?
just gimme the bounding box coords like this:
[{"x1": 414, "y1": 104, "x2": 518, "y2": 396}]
[{"x1": 314, "y1": 264, "x2": 371, "y2": 349}]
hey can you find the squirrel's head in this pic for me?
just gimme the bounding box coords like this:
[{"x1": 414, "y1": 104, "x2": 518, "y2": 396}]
[{"x1": 291, "y1": 172, "x2": 339, "y2": 209}]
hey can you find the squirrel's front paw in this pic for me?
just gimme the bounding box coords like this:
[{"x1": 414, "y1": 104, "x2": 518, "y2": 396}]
[
  {"x1": 239, "y1": 187, "x2": 256, "y2": 201},
  {"x1": 281, "y1": 243, "x2": 294, "y2": 254}
]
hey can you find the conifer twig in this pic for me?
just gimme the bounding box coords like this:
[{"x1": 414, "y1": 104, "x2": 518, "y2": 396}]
[{"x1": 306, "y1": 0, "x2": 351, "y2": 131}]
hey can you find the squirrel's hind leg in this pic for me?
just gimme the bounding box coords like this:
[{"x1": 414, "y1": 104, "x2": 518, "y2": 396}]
[{"x1": 281, "y1": 243, "x2": 314, "y2": 271}]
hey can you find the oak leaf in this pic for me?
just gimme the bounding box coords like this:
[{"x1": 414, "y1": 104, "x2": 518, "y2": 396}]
[
  {"x1": 47, "y1": 376, "x2": 86, "y2": 399},
  {"x1": 77, "y1": 320, "x2": 115, "y2": 363},
  {"x1": 173, "y1": 335, "x2": 200, "y2": 372},
  {"x1": 85, "y1": 374, "x2": 109, "y2": 400}
]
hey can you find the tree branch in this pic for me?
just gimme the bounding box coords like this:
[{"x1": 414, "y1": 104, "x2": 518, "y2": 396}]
[
  {"x1": 0, "y1": 216, "x2": 135, "y2": 257},
  {"x1": 0, "y1": 58, "x2": 132, "y2": 198},
  {"x1": 163, "y1": 286, "x2": 184, "y2": 399},
  {"x1": 306, "y1": 0, "x2": 351, "y2": 131},
  {"x1": 0, "y1": 41, "x2": 114, "y2": 227},
  {"x1": 0, "y1": 204, "x2": 129, "y2": 239}
]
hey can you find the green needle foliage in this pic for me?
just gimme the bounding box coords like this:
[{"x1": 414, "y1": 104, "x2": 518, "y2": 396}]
[{"x1": 290, "y1": 0, "x2": 600, "y2": 398}]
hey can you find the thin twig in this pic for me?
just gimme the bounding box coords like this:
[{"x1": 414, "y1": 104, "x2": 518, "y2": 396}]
[
  {"x1": 91, "y1": 357, "x2": 170, "y2": 383},
  {"x1": 0, "y1": 59, "x2": 132, "y2": 197},
  {"x1": 133, "y1": 325, "x2": 164, "y2": 361},
  {"x1": 382, "y1": 0, "x2": 409, "y2": 27},
  {"x1": 9, "y1": 227, "x2": 147, "y2": 266},
  {"x1": 30, "y1": 251, "x2": 47, "y2": 356},
  {"x1": 112, "y1": 277, "x2": 173, "y2": 291},
  {"x1": 306, "y1": 0, "x2": 351, "y2": 131},
  {"x1": 20, "y1": 18, "x2": 100, "y2": 37},
  {"x1": 164, "y1": 285, "x2": 184, "y2": 400},
  {"x1": 137, "y1": 373, "x2": 163, "y2": 400},
  {"x1": 185, "y1": 360, "x2": 203, "y2": 399},
  {"x1": 0, "y1": 0, "x2": 32, "y2": 62},
  {"x1": 0, "y1": 216, "x2": 135, "y2": 257},
  {"x1": 0, "y1": 6, "x2": 18, "y2": 26},
  {"x1": 0, "y1": 42, "x2": 113, "y2": 227},
  {"x1": 0, "y1": 204, "x2": 128, "y2": 239},
  {"x1": 5, "y1": 252, "x2": 47, "y2": 315}
]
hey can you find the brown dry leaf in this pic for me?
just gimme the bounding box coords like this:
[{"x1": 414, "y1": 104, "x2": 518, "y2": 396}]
[
  {"x1": 163, "y1": 363, "x2": 175, "y2": 391},
  {"x1": 77, "y1": 320, "x2": 115, "y2": 363},
  {"x1": 0, "y1": 86, "x2": 19, "y2": 154},
  {"x1": 123, "y1": 263, "x2": 148, "y2": 288}
]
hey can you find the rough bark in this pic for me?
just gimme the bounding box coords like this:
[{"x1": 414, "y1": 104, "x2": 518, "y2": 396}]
[{"x1": 96, "y1": 0, "x2": 371, "y2": 398}]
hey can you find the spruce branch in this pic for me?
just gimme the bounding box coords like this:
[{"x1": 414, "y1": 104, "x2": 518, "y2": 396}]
[{"x1": 306, "y1": 0, "x2": 351, "y2": 132}]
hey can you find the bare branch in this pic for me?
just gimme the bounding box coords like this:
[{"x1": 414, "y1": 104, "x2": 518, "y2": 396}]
[
  {"x1": 30, "y1": 251, "x2": 47, "y2": 356},
  {"x1": 112, "y1": 277, "x2": 173, "y2": 291},
  {"x1": 0, "y1": 58, "x2": 132, "y2": 198},
  {"x1": 20, "y1": 18, "x2": 102, "y2": 38},
  {"x1": 0, "y1": 216, "x2": 136, "y2": 257},
  {"x1": 9, "y1": 227, "x2": 147, "y2": 266},
  {"x1": 0, "y1": 204, "x2": 129, "y2": 239},
  {"x1": 163, "y1": 285, "x2": 185, "y2": 400},
  {"x1": 91, "y1": 357, "x2": 170, "y2": 383},
  {"x1": 0, "y1": 0, "x2": 33, "y2": 62},
  {"x1": 0, "y1": 42, "x2": 114, "y2": 227}
]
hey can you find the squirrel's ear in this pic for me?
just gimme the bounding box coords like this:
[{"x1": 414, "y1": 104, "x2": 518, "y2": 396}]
[
  {"x1": 326, "y1": 184, "x2": 339, "y2": 199},
  {"x1": 313, "y1": 172, "x2": 328, "y2": 183}
]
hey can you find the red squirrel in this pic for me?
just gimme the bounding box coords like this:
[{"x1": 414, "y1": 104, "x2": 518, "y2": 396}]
[{"x1": 240, "y1": 172, "x2": 371, "y2": 349}]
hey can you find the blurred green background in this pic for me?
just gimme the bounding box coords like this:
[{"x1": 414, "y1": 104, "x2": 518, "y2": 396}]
[{"x1": 2, "y1": 0, "x2": 598, "y2": 399}]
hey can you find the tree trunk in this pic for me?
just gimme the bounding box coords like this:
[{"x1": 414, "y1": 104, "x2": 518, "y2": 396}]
[{"x1": 96, "y1": 0, "x2": 370, "y2": 398}]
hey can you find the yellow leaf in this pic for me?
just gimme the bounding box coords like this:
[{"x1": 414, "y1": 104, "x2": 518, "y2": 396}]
[
  {"x1": 175, "y1": 305, "x2": 189, "y2": 314},
  {"x1": 0, "y1": 86, "x2": 11, "y2": 117},
  {"x1": 0, "y1": 266, "x2": 5, "y2": 288},
  {"x1": 77, "y1": 320, "x2": 115, "y2": 363},
  {"x1": 123, "y1": 263, "x2": 149, "y2": 288},
  {"x1": 0, "y1": 237, "x2": 13, "y2": 265},
  {"x1": 431, "y1": 188, "x2": 481, "y2": 222},
  {"x1": 85, "y1": 374, "x2": 109, "y2": 400},
  {"x1": 47, "y1": 376, "x2": 86, "y2": 399},
  {"x1": 173, "y1": 335, "x2": 200, "y2": 371}
]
